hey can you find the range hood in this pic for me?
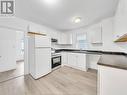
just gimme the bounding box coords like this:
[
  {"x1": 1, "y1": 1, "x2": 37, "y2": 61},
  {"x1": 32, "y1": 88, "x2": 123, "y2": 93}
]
[
  {"x1": 51, "y1": 38, "x2": 58, "y2": 43},
  {"x1": 115, "y1": 34, "x2": 127, "y2": 42}
]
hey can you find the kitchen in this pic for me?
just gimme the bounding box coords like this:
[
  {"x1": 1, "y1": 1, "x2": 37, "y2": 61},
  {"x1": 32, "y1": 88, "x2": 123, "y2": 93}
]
[{"x1": 0, "y1": 0, "x2": 127, "y2": 95}]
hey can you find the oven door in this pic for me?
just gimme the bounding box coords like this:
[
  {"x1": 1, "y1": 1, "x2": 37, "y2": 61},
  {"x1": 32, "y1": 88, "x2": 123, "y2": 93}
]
[{"x1": 52, "y1": 56, "x2": 61, "y2": 69}]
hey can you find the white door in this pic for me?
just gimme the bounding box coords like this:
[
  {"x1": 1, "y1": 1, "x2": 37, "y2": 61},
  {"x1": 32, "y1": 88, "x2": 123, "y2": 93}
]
[
  {"x1": 35, "y1": 35, "x2": 51, "y2": 47},
  {"x1": 35, "y1": 48, "x2": 51, "y2": 79},
  {"x1": 68, "y1": 53, "x2": 77, "y2": 67}
]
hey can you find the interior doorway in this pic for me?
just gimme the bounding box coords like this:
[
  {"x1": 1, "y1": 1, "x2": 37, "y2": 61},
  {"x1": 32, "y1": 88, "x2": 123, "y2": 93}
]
[
  {"x1": 15, "y1": 31, "x2": 25, "y2": 77},
  {"x1": 0, "y1": 31, "x2": 25, "y2": 83}
]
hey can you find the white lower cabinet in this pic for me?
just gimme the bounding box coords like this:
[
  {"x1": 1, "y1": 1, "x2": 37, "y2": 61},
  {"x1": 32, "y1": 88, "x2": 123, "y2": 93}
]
[
  {"x1": 62, "y1": 52, "x2": 87, "y2": 71},
  {"x1": 67, "y1": 53, "x2": 77, "y2": 67},
  {"x1": 98, "y1": 65, "x2": 127, "y2": 95},
  {"x1": 76, "y1": 53, "x2": 87, "y2": 71},
  {"x1": 61, "y1": 52, "x2": 68, "y2": 66}
]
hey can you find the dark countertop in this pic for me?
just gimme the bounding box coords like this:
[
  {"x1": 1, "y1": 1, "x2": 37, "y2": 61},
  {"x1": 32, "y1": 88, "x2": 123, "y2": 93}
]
[
  {"x1": 98, "y1": 54, "x2": 127, "y2": 70},
  {"x1": 55, "y1": 49, "x2": 127, "y2": 70},
  {"x1": 55, "y1": 49, "x2": 127, "y2": 56}
]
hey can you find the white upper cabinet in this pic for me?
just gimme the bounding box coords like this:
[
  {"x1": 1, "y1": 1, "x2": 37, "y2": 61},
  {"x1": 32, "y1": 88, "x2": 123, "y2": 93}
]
[
  {"x1": 58, "y1": 32, "x2": 72, "y2": 45},
  {"x1": 66, "y1": 33, "x2": 73, "y2": 44},
  {"x1": 49, "y1": 31, "x2": 59, "y2": 39},
  {"x1": 90, "y1": 24, "x2": 102, "y2": 44},
  {"x1": 114, "y1": 0, "x2": 127, "y2": 41}
]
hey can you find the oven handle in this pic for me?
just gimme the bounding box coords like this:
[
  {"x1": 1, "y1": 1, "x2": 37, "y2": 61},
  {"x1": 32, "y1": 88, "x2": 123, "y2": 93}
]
[
  {"x1": 52, "y1": 56, "x2": 61, "y2": 63},
  {"x1": 52, "y1": 56, "x2": 61, "y2": 59}
]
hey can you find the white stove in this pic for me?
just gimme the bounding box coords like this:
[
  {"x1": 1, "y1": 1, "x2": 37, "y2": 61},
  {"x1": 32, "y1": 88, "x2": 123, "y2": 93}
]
[{"x1": 51, "y1": 52, "x2": 61, "y2": 70}]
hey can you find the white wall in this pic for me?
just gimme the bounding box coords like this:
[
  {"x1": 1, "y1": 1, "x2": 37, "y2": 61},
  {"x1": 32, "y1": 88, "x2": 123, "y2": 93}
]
[
  {"x1": 0, "y1": 28, "x2": 16, "y2": 72},
  {"x1": 113, "y1": 0, "x2": 127, "y2": 53},
  {"x1": 113, "y1": 0, "x2": 127, "y2": 41},
  {"x1": 101, "y1": 18, "x2": 127, "y2": 52}
]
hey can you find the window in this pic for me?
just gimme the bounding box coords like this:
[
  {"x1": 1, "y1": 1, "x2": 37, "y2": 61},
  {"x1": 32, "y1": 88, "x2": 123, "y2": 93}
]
[{"x1": 76, "y1": 33, "x2": 87, "y2": 49}]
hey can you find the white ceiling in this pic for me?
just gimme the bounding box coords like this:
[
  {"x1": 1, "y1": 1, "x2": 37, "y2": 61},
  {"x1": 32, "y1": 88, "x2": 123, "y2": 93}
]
[{"x1": 16, "y1": 0, "x2": 119, "y2": 31}]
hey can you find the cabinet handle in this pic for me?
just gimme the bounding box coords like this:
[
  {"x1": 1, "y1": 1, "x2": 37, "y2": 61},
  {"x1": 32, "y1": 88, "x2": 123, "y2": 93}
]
[{"x1": 0, "y1": 56, "x2": 1, "y2": 58}]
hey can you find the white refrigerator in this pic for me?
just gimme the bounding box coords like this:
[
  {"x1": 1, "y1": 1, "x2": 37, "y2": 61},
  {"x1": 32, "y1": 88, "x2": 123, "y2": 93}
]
[{"x1": 29, "y1": 34, "x2": 51, "y2": 79}]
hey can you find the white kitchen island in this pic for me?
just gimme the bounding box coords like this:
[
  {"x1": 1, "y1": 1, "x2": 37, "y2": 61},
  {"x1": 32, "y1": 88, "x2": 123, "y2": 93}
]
[{"x1": 98, "y1": 54, "x2": 127, "y2": 95}]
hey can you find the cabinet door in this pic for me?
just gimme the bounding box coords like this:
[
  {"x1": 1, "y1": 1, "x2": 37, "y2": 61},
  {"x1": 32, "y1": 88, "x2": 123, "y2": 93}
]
[
  {"x1": 91, "y1": 25, "x2": 102, "y2": 44},
  {"x1": 68, "y1": 53, "x2": 77, "y2": 67},
  {"x1": 58, "y1": 33, "x2": 67, "y2": 44},
  {"x1": 61, "y1": 33, "x2": 67, "y2": 44},
  {"x1": 61, "y1": 52, "x2": 68, "y2": 66},
  {"x1": 58, "y1": 32, "x2": 72, "y2": 45},
  {"x1": 57, "y1": 32, "x2": 62, "y2": 44},
  {"x1": 66, "y1": 34, "x2": 73, "y2": 44},
  {"x1": 77, "y1": 53, "x2": 87, "y2": 71}
]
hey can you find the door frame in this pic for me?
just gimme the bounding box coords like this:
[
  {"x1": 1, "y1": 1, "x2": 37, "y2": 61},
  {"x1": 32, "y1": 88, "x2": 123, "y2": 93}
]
[{"x1": 24, "y1": 30, "x2": 29, "y2": 75}]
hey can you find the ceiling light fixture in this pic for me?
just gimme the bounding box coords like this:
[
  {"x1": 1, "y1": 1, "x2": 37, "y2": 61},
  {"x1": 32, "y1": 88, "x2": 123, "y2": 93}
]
[
  {"x1": 43, "y1": 0, "x2": 58, "y2": 5},
  {"x1": 73, "y1": 17, "x2": 82, "y2": 24},
  {"x1": 73, "y1": 17, "x2": 81, "y2": 24}
]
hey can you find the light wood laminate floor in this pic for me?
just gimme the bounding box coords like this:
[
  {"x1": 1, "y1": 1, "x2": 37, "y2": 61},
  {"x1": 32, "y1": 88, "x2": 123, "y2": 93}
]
[
  {"x1": 0, "y1": 61, "x2": 24, "y2": 83},
  {"x1": 0, "y1": 66, "x2": 97, "y2": 95}
]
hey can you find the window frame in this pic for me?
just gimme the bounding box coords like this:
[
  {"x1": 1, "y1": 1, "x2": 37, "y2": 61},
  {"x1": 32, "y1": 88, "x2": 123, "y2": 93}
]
[{"x1": 76, "y1": 33, "x2": 87, "y2": 50}]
